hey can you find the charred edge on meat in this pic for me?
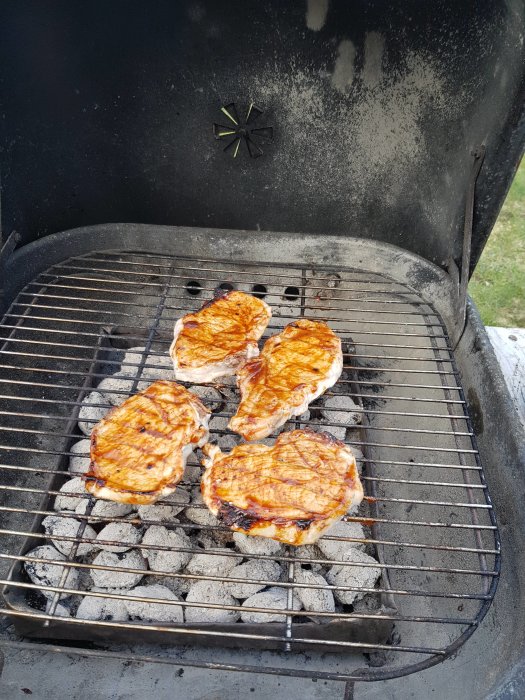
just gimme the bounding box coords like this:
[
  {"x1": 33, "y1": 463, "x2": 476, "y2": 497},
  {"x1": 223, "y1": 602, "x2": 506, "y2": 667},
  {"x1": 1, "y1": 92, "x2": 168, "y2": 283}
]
[
  {"x1": 198, "y1": 287, "x2": 231, "y2": 311},
  {"x1": 83, "y1": 474, "x2": 163, "y2": 497},
  {"x1": 291, "y1": 426, "x2": 346, "y2": 449},
  {"x1": 312, "y1": 429, "x2": 347, "y2": 448},
  {"x1": 295, "y1": 519, "x2": 313, "y2": 530},
  {"x1": 218, "y1": 501, "x2": 258, "y2": 530}
]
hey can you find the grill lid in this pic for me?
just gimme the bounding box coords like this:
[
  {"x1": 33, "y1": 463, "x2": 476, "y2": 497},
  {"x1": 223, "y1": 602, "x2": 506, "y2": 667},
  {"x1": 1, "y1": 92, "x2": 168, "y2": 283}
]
[{"x1": 0, "y1": 1, "x2": 524, "y2": 271}]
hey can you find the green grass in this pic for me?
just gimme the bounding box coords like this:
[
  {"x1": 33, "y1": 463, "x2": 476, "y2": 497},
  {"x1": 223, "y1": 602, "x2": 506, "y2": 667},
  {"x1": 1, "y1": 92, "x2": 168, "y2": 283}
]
[{"x1": 469, "y1": 160, "x2": 525, "y2": 327}]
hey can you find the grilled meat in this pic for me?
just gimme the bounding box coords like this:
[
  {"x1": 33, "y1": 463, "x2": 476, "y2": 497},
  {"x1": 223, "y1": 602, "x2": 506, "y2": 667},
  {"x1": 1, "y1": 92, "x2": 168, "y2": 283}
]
[
  {"x1": 229, "y1": 319, "x2": 342, "y2": 441},
  {"x1": 201, "y1": 429, "x2": 363, "y2": 545},
  {"x1": 170, "y1": 290, "x2": 272, "y2": 383},
  {"x1": 85, "y1": 381, "x2": 209, "y2": 505}
]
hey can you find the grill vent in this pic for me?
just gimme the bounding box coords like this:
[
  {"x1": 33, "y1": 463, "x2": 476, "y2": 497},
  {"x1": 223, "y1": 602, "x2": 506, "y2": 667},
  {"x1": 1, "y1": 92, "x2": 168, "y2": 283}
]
[{"x1": 213, "y1": 103, "x2": 274, "y2": 158}]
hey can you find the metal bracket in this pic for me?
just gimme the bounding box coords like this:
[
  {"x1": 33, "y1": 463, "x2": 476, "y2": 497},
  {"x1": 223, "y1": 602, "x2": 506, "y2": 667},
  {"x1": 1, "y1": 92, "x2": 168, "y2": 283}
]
[
  {"x1": 0, "y1": 230, "x2": 20, "y2": 265},
  {"x1": 0, "y1": 230, "x2": 21, "y2": 312},
  {"x1": 458, "y1": 145, "x2": 486, "y2": 328}
]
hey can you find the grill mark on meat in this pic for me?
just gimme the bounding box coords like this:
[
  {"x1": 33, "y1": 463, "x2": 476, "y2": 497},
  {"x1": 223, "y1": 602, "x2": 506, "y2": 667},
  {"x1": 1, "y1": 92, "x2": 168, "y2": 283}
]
[
  {"x1": 218, "y1": 501, "x2": 259, "y2": 530},
  {"x1": 141, "y1": 394, "x2": 171, "y2": 427}
]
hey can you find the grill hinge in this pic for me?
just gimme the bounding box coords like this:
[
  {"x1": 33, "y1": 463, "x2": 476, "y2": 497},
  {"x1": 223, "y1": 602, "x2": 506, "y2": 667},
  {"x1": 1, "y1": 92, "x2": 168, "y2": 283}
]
[{"x1": 457, "y1": 145, "x2": 486, "y2": 334}]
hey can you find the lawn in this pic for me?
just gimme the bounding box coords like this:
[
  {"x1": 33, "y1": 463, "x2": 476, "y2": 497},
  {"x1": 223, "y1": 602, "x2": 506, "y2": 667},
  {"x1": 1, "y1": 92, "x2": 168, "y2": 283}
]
[{"x1": 469, "y1": 160, "x2": 525, "y2": 327}]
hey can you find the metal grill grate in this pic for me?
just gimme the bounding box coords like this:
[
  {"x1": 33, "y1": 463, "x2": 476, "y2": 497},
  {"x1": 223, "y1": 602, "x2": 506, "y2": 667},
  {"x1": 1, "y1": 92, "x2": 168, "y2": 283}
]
[{"x1": 0, "y1": 250, "x2": 499, "y2": 682}]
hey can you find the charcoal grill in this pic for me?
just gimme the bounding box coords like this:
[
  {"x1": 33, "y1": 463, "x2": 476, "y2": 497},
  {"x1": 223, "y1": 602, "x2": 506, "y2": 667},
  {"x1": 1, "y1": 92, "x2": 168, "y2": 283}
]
[{"x1": 0, "y1": 1, "x2": 523, "y2": 697}]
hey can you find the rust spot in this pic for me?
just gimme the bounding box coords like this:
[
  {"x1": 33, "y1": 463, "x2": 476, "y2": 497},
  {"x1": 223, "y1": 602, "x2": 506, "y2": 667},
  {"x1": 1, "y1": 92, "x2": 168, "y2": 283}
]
[
  {"x1": 467, "y1": 387, "x2": 484, "y2": 436},
  {"x1": 353, "y1": 517, "x2": 376, "y2": 527}
]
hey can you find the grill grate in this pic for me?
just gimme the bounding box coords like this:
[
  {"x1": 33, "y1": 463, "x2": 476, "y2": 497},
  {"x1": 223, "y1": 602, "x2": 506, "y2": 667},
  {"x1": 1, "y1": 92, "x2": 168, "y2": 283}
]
[{"x1": 0, "y1": 250, "x2": 499, "y2": 681}]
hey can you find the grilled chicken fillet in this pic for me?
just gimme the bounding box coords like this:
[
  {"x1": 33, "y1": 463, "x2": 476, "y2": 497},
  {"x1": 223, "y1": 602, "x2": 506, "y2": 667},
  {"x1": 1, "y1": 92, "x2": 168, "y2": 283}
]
[
  {"x1": 84, "y1": 381, "x2": 210, "y2": 505},
  {"x1": 201, "y1": 429, "x2": 363, "y2": 545},
  {"x1": 170, "y1": 290, "x2": 272, "y2": 383},
  {"x1": 229, "y1": 319, "x2": 343, "y2": 441}
]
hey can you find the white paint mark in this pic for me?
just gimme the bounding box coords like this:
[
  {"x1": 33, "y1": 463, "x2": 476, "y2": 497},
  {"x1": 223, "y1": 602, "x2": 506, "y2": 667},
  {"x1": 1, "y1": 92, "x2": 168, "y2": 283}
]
[
  {"x1": 306, "y1": 0, "x2": 329, "y2": 31},
  {"x1": 331, "y1": 39, "x2": 356, "y2": 94},
  {"x1": 188, "y1": 3, "x2": 205, "y2": 22},
  {"x1": 362, "y1": 32, "x2": 384, "y2": 88}
]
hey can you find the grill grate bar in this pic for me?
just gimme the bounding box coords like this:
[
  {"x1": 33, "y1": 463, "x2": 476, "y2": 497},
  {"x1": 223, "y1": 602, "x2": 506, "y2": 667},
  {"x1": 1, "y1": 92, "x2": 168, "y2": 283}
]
[
  {"x1": 0, "y1": 394, "x2": 473, "y2": 426},
  {"x1": 0, "y1": 608, "x2": 449, "y2": 655},
  {"x1": 0, "y1": 459, "x2": 485, "y2": 490},
  {"x1": 0, "y1": 500, "x2": 495, "y2": 534},
  {"x1": 30, "y1": 285, "x2": 441, "y2": 318},
  {"x1": 3, "y1": 310, "x2": 450, "y2": 338},
  {"x1": 0, "y1": 581, "x2": 479, "y2": 626},
  {"x1": 25, "y1": 278, "x2": 425, "y2": 303},
  {"x1": 44, "y1": 265, "x2": 422, "y2": 294},
  {"x1": 427, "y1": 313, "x2": 495, "y2": 596},
  {"x1": 0, "y1": 482, "x2": 491, "y2": 512},
  {"x1": 0, "y1": 388, "x2": 471, "y2": 421},
  {"x1": 0, "y1": 551, "x2": 497, "y2": 588},
  {"x1": 0, "y1": 503, "x2": 497, "y2": 535},
  {"x1": 0, "y1": 352, "x2": 459, "y2": 379},
  {"x1": 0, "y1": 425, "x2": 479, "y2": 454},
  {"x1": 0, "y1": 328, "x2": 457, "y2": 365},
  {"x1": 0, "y1": 407, "x2": 475, "y2": 438},
  {"x1": 13, "y1": 287, "x2": 438, "y2": 314},
  {"x1": 55, "y1": 255, "x2": 407, "y2": 280},
  {"x1": 22, "y1": 278, "x2": 437, "y2": 309},
  {"x1": 13, "y1": 295, "x2": 441, "y2": 318},
  {"x1": 0, "y1": 369, "x2": 469, "y2": 405},
  {"x1": 0, "y1": 515, "x2": 499, "y2": 555},
  {"x1": 0, "y1": 443, "x2": 483, "y2": 472},
  {"x1": 82, "y1": 250, "x2": 421, "y2": 278},
  {"x1": 1, "y1": 316, "x2": 453, "y2": 352}
]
